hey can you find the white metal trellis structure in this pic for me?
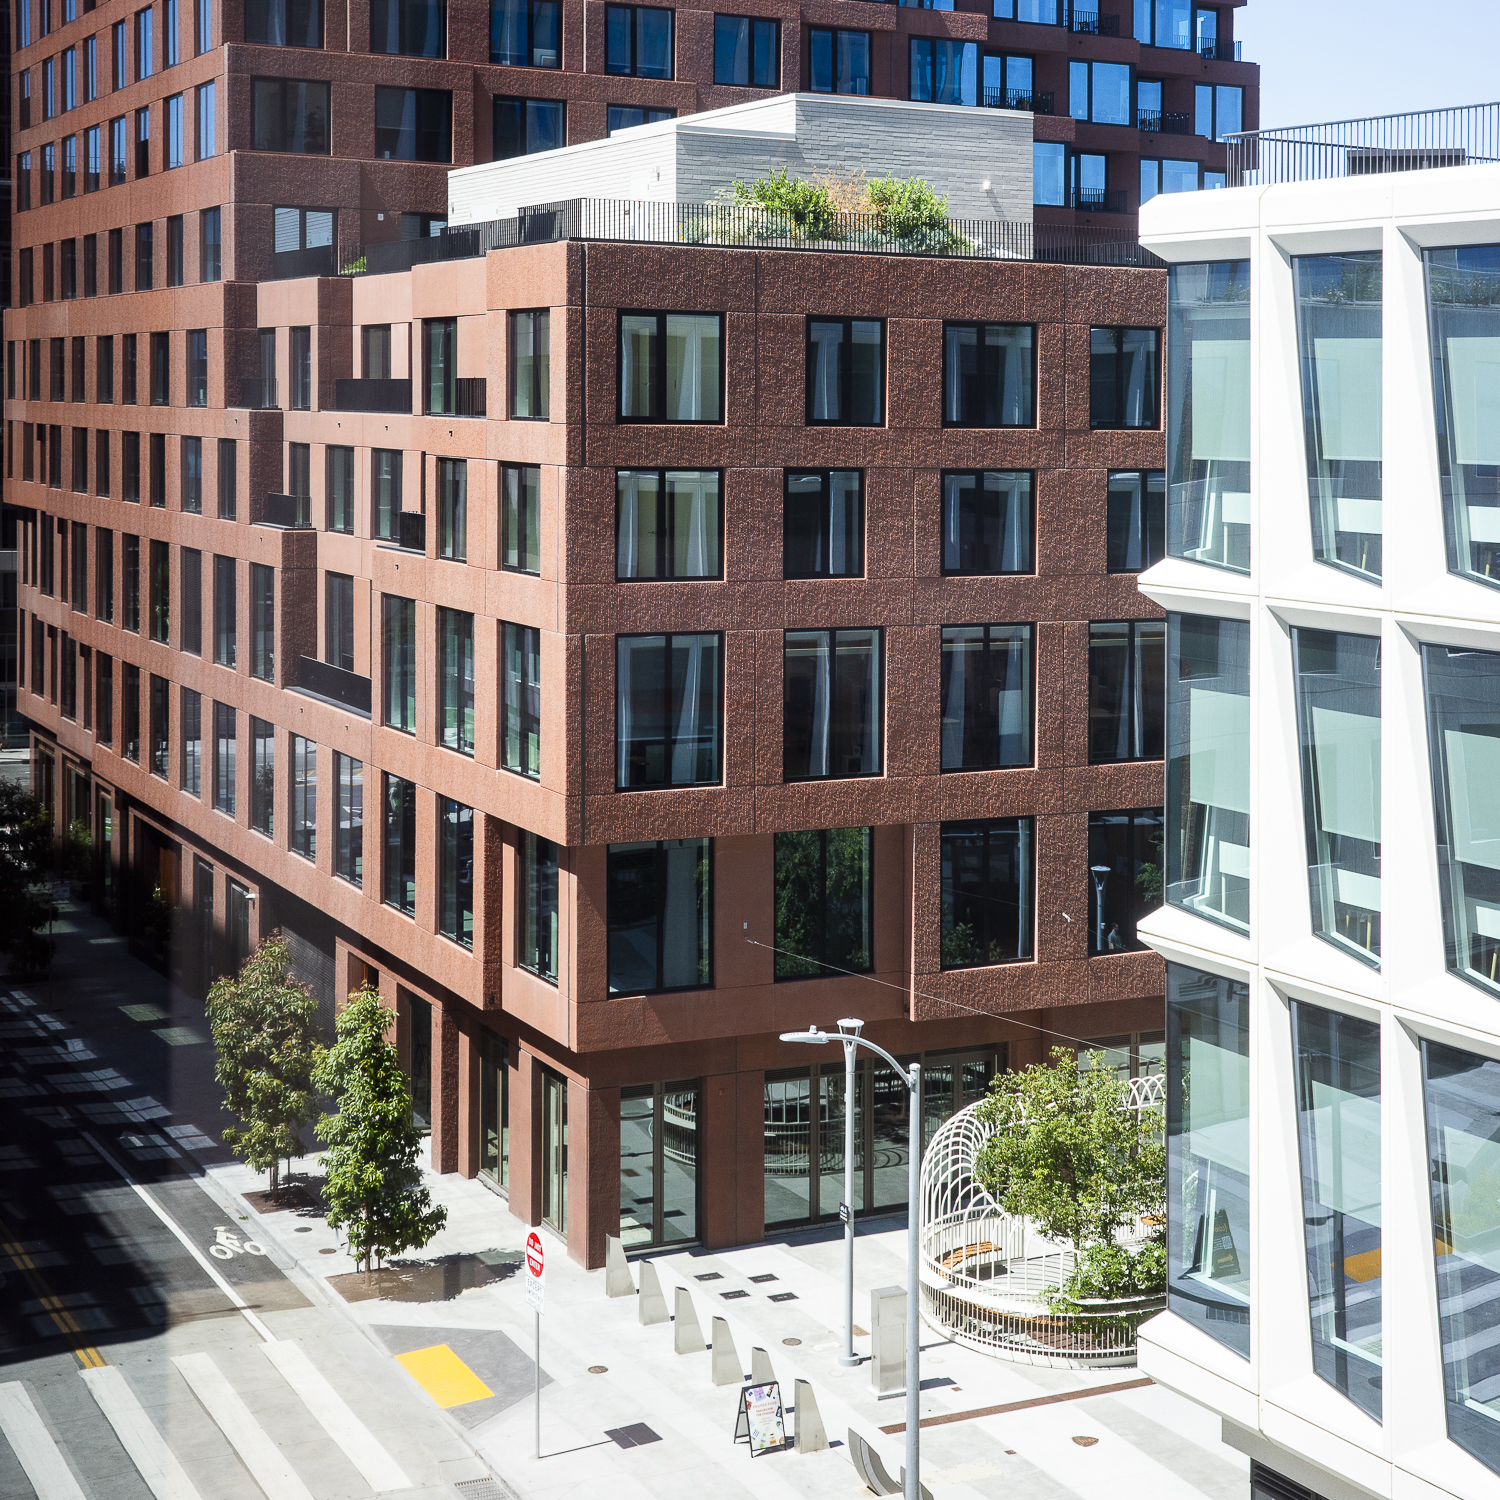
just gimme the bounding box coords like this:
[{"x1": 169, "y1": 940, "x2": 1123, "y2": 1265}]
[{"x1": 918, "y1": 1073, "x2": 1166, "y2": 1367}]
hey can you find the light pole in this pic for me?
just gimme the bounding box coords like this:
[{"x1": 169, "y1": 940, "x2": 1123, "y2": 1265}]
[
  {"x1": 781, "y1": 1023, "x2": 922, "y2": 1500},
  {"x1": 837, "y1": 1018, "x2": 862, "y2": 1368},
  {"x1": 1090, "y1": 864, "x2": 1111, "y2": 952}
]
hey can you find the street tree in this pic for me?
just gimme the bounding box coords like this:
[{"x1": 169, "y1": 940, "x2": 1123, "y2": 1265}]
[
  {"x1": 314, "y1": 987, "x2": 447, "y2": 1273},
  {"x1": 0, "y1": 782, "x2": 59, "y2": 976},
  {"x1": 205, "y1": 933, "x2": 321, "y2": 1196}
]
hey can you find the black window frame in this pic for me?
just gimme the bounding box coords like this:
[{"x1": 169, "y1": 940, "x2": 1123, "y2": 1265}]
[
  {"x1": 606, "y1": 838, "x2": 714, "y2": 995},
  {"x1": 492, "y1": 95, "x2": 565, "y2": 160},
  {"x1": 250, "y1": 76, "x2": 331, "y2": 155},
  {"x1": 605, "y1": 3, "x2": 674, "y2": 78},
  {"x1": 713, "y1": 13, "x2": 778, "y2": 86},
  {"x1": 941, "y1": 320, "x2": 1036, "y2": 428},
  {"x1": 508, "y1": 309, "x2": 549, "y2": 419},
  {"x1": 941, "y1": 469, "x2": 1035, "y2": 577},
  {"x1": 615, "y1": 631, "x2": 724, "y2": 790},
  {"x1": 501, "y1": 462, "x2": 541, "y2": 573},
  {"x1": 373, "y1": 85, "x2": 452, "y2": 162},
  {"x1": 1106, "y1": 469, "x2": 1166, "y2": 572},
  {"x1": 1089, "y1": 324, "x2": 1161, "y2": 430},
  {"x1": 772, "y1": 826, "x2": 874, "y2": 981},
  {"x1": 939, "y1": 621, "x2": 1035, "y2": 772},
  {"x1": 804, "y1": 316, "x2": 885, "y2": 427},
  {"x1": 1087, "y1": 806, "x2": 1164, "y2": 955},
  {"x1": 615, "y1": 468, "x2": 723, "y2": 581},
  {"x1": 616, "y1": 310, "x2": 725, "y2": 425},
  {"x1": 782, "y1": 468, "x2": 863, "y2": 580},
  {"x1": 782, "y1": 626, "x2": 884, "y2": 782},
  {"x1": 939, "y1": 816, "x2": 1035, "y2": 970}
]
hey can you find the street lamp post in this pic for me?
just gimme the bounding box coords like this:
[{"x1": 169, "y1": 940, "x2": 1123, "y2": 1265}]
[
  {"x1": 781, "y1": 1022, "x2": 922, "y2": 1500},
  {"x1": 837, "y1": 1018, "x2": 862, "y2": 1368}
]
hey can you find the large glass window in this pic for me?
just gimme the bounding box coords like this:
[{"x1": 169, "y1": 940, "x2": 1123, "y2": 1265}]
[
  {"x1": 372, "y1": 449, "x2": 402, "y2": 541},
  {"x1": 383, "y1": 595, "x2": 416, "y2": 732},
  {"x1": 1089, "y1": 619, "x2": 1165, "y2": 763},
  {"x1": 1292, "y1": 629, "x2": 1381, "y2": 965},
  {"x1": 291, "y1": 737, "x2": 316, "y2": 860},
  {"x1": 606, "y1": 4, "x2": 672, "y2": 76},
  {"x1": 1107, "y1": 470, "x2": 1166, "y2": 572},
  {"x1": 250, "y1": 563, "x2": 274, "y2": 681},
  {"x1": 335, "y1": 754, "x2": 363, "y2": 885},
  {"x1": 1090, "y1": 326, "x2": 1159, "y2": 429},
  {"x1": 491, "y1": 0, "x2": 559, "y2": 65},
  {"x1": 1292, "y1": 1001, "x2": 1382, "y2": 1423},
  {"x1": 438, "y1": 608, "x2": 475, "y2": 756},
  {"x1": 438, "y1": 456, "x2": 466, "y2": 560},
  {"x1": 149, "y1": 538, "x2": 170, "y2": 642},
  {"x1": 1295, "y1": 252, "x2": 1383, "y2": 582},
  {"x1": 1088, "y1": 808, "x2": 1164, "y2": 953},
  {"x1": 808, "y1": 27, "x2": 869, "y2": 93},
  {"x1": 940, "y1": 624, "x2": 1033, "y2": 771},
  {"x1": 213, "y1": 554, "x2": 235, "y2": 666},
  {"x1": 608, "y1": 840, "x2": 711, "y2": 994},
  {"x1": 520, "y1": 830, "x2": 559, "y2": 983},
  {"x1": 1427, "y1": 245, "x2": 1500, "y2": 589},
  {"x1": 251, "y1": 78, "x2": 330, "y2": 153},
  {"x1": 714, "y1": 15, "x2": 776, "y2": 86},
  {"x1": 942, "y1": 471, "x2": 1033, "y2": 575},
  {"x1": 509, "y1": 310, "x2": 549, "y2": 418},
  {"x1": 910, "y1": 38, "x2": 976, "y2": 106},
  {"x1": 246, "y1": 0, "x2": 322, "y2": 45},
  {"x1": 1068, "y1": 59, "x2": 1132, "y2": 124},
  {"x1": 503, "y1": 463, "x2": 541, "y2": 572},
  {"x1": 940, "y1": 819, "x2": 1033, "y2": 968},
  {"x1": 374, "y1": 87, "x2": 451, "y2": 162},
  {"x1": 1166, "y1": 963, "x2": 1250, "y2": 1357},
  {"x1": 620, "y1": 1083, "x2": 699, "y2": 1249},
  {"x1": 619, "y1": 313, "x2": 722, "y2": 423},
  {"x1": 327, "y1": 446, "x2": 354, "y2": 533},
  {"x1": 371, "y1": 0, "x2": 445, "y2": 56},
  {"x1": 425, "y1": 318, "x2": 456, "y2": 417},
  {"x1": 1167, "y1": 261, "x2": 1251, "y2": 573},
  {"x1": 181, "y1": 688, "x2": 201, "y2": 795},
  {"x1": 493, "y1": 97, "x2": 563, "y2": 159},
  {"x1": 1421, "y1": 642, "x2": 1500, "y2": 998},
  {"x1": 784, "y1": 470, "x2": 862, "y2": 579},
  {"x1": 773, "y1": 827, "x2": 873, "y2": 980},
  {"x1": 383, "y1": 775, "x2": 416, "y2": 914},
  {"x1": 1424, "y1": 1038, "x2": 1500, "y2": 1473},
  {"x1": 251, "y1": 718, "x2": 275, "y2": 836},
  {"x1": 1033, "y1": 141, "x2": 1066, "y2": 205},
  {"x1": 150, "y1": 674, "x2": 170, "y2": 777},
  {"x1": 783, "y1": 629, "x2": 881, "y2": 781},
  {"x1": 1166, "y1": 613, "x2": 1250, "y2": 933},
  {"x1": 943, "y1": 323, "x2": 1033, "y2": 428},
  {"x1": 608, "y1": 105, "x2": 674, "y2": 133},
  {"x1": 616, "y1": 634, "x2": 721, "y2": 788},
  {"x1": 1194, "y1": 82, "x2": 1242, "y2": 141},
  {"x1": 438, "y1": 798, "x2": 473, "y2": 948},
  {"x1": 213, "y1": 701, "x2": 236, "y2": 815},
  {"x1": 479, "y1": 1033, "x2": 510, "y2": 1191},
  {"x1": 806, "y1": 318, "x2": 883, "y2": 426},
  {"x1": 617, "y1": 470, "x2": 720, "y2": 579},
  {"x1": 502, "y1": 623, "x2": 541, "y2": 779}
]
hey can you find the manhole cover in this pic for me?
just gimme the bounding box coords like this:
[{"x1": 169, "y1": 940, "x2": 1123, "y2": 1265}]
[
  {"x1": 782, "y1": 1338, "x2": 802, "y2": 1346},
  {"x1": 1072, "y1": 1436, "x2": 1099, "y2": 1448},
  {"x1": 589, "y1": 1365, "x2": 608, "y2": 1374},
  {"x1": 295, "y1": 1227, "x2": 312, "y2": 1233},
  {"x1": 319, "y1": 1248, "x2": 338, "y2": 1255}
]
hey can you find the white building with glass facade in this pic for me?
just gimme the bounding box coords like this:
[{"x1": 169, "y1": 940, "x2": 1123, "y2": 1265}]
[{"x1": 1136, "y1": 122, "x2": 1500, "y2": 1500}]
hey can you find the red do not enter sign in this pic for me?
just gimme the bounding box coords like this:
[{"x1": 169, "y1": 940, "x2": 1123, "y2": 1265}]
[{"x1": 526, "y1": 1230, "x2": 544, "y2": 1279}]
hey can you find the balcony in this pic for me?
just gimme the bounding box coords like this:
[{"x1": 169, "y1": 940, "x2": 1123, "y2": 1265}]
[
  {"x1": 1070, "y1": 9, "x2": 1119, "y2": 34},
  {"x1": 984, "y1": 87, "x2": 1054, "y2": 115},
  {"x1": 376, "y1": 512, "x2": 427, "y2": 553},
  {"x1": 271, "y1": 245, "x2": 336, "y2": 281},
  {"x1": 296, "y1": 657, "x2": 372, "y2": 716},
  {"x1": 335, "y1": 378, "x2": 412, "y2": 414},
  {"x1": 1197, "y1": 36, "x2": 1242, "y2": 61},
  {"x1": 1138, "y1": 109, "x2": 1191, "y2": 135},
  {"x1": 1072, "y1": 188, "x2": 1129, "y2": 214},
  {"x1": 261, "y1": 492, "x2": 312, "y2": 528},
  {"x1": 237, "y1": 377, "x2": 277, "y2": 410}
]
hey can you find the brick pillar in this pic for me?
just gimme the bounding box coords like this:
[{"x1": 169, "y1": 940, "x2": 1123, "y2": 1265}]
[
  {"x1": 456, "y1": 1023, "x2": 481, "y2": 1179},
  {"x1": 735, "y1": 1069, "x2": 767, "y2": 1249},
  {"x1": 430, "y1": 1003, "x2": 461, "y2": 1174},
  {"x1": 700, "y1": 1073, "x2": 739, "y2": 1250},
  {"x1": 510, "y1": 1046, "x2": 543, "y2": 1227},
  {"x1": 566, "y1": 1079, "x2": 617, "y2": 1270}
]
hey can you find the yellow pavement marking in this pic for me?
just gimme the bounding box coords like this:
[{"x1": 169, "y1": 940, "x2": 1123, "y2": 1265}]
[
  {"x1": 0, "y1": 1214, "x2": 106, "y2": 1369},
  {"x1": 394, "y1": 1345, "x2": 493, "y2": 1409}
]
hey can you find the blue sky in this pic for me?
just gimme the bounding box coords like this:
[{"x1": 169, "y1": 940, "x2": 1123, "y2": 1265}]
[{"x1": 1240, "y1": 0, "x2": 1499, "y2": 129}]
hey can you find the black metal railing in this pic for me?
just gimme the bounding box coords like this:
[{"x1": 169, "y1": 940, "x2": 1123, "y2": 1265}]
[
  {"x1": 237, "y1": 377, "x2": 277, "y2": 410},
  {"x1": 1072, "y1": 188, "x2": 1129, "y2": 215},
  {"x1": 271, "y1": 245, "x2": 336, "y2": 281},
  {"x1": 983, "y1": 87, "x2": 1054, "y2": 115},
  {"x1": 335, "y1": 378, "x2": 412, "y2": 414},
  {"x1": 1197, "y1": 36, "x2": 1241, "y2": 60},
  {"x1": 1138, "y1": 109, "x2": 1191, "y2": 135},
  {"x1": 379, "y1": 512, "x2": 426, "y2": 552},
  {"x1": 455, "y1": 378, "x2": 487, "y2": 417},
  {"x1": 1070, "y1": 9, "x2": 1119, "y2": 34},
  {"x1": 1226, "y1": 102, "x2": 1500, "y2": 186},
  {"x1": 297, "y1": 658, "x2": 372, "y2": 715},
  {"x1": 262, "y1": 492, "x2": 311, "y2": 528}
]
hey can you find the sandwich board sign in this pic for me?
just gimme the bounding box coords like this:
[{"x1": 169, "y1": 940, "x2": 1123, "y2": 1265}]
[
  {"x1": 525, "y1": 1230, "x2": 545, "y2": 1314},
  {"x1": 732, "y1": 1381, "x2": 787, "y2": 1456}
]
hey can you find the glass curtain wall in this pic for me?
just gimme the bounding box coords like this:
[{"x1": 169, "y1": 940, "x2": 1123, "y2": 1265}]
[
  {"x1": 1166, "y1": 613, "x2": 1250, "y2": 933},
  {"x1": 1295, "y1": 252, "x2": 1383, "y2": 580},
  {"x1": 1291, "y1": 629, "x2": 1381, "y2": 965},
  {"x1": 1166, "y1": 963, "x2": 1251, "y2": 1356},
  {"x1": 1291, "y1": 1001, "x2": 1382, "y2": 1421},
  {"x1": 1167, "y1": 261, "x2": 1251, "y2": 572},
  {"x1": 940, "y1": 624, "x2": 1032, "y2": 770},
  {"x1": 620, "y1": 1082, "x2": 700, "y2": 1250},
  {"x1": 606, "y1": 839, "x2": 712, "y2": 994}
]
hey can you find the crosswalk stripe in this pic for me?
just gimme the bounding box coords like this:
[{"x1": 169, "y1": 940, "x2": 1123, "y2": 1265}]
[
  {"x1": 261, "y1": 1341, "x2": 412, "y2": 1493},
  {"x1": 79, "y1": 1366, "x2": 205, "y2": 1500},
  {"x1": 171, "y1": 1352, "x2": 316, "y2": 1500},
  {"x1": 0, "y1": 1383, "x2": 87, "y2": 1500}
]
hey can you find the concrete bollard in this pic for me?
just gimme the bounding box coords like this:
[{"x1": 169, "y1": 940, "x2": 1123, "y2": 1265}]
[
  {"x1": 638, "y1": 1261, "x2": 669, "y2": 1325},
  {"x1": 750, "y1": 1346, "x2": 774, "y2": 1386},
  {"x1": 710, "y1": 1317, "x2": 742, "y2": 1386},
  {"x1": 673, "y1": 1286, "x2": 706, "y2": 1354},
  {"x1": 793, "y1": 1379, "x2": 828, "y2": 1453},
  {"x1": 604, "y1": 1235, "x2": 634, "y2": 1298}
]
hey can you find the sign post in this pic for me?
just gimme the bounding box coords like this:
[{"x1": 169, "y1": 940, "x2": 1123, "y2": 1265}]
[{"x1": 525, "y1": 1230, "x2": 545, "y2": 1459}]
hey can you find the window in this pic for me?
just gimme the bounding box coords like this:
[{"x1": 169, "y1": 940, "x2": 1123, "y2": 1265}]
[
  {"x1": 941, "y1": 624, "x2": 1032, "y2": 771},
  {"x1": 289, "y1": 737, "x2": 316, "y2": 859},
  {"x1": 123, "y1": 534, "x2": 139, "y2": 628},
  {"x1": 519, "y1": 830, "x2": 559, "y2": 982},
  {"x1": 287, "y1": 444, "x2": 309, "y2": 509},
  {"x1": 617, "y1": 469, "x2": 719, "y2": 579},
  {"x1": 1089, "y1": 620, "x2": 1164, "y2": 763},
  {"x1": 326, "y1": 446, "x2": 354, "y2": 533},
  {"x1": 940, "y1": 819, "x2": 1034, "y2": 967},
  {"x1": 942, "y1": 471, "x2": 1032, "y2": 575},
  {"x1": 181, "y1": 687, "x2": 202, "y2": 795},
  {"x1": 1291, "y1": 629, "x2": 1381, "y2": 965},
  {"x1": 44, "y1": 57, "x2": 55, "y2": 119},
  {"x1": 371, "y1": 0, "x2": 445, "y2": 55},
  {"x1": 606, "y1": 4, "x2": 672, "y2": 77},
  {"x1": 783, "y1": 471, "x2": 861, "y2": 579},
  {"x1": 165, "y1": 93, "x2": 183, "y2": 167},
  {"x1": 1067, "y1": 58, "x2": 1131, "y2": 124},
  {"x1": 196, "y1": 82, "x2": 215, "y2": 158},
  {"x1": 246, "y1": 0, "x2": 321, "y2": 45},
  {"x1": 1088, "y1": 808, "x2": 1163, "y2": 953},
  {"x1": 149, "y1": 331, "x2": 169, "y2": 407},
  {"x1": 1295, "y1": 252, "x2": 1382, "y2": 581},
  {"x1": 149, "y1": 539, "x2": 169, "y2": 641},
  {"x1": 288, "y1": 325, "x2": 311, "y2": 410},
  {"x1": 1168, "y1": 261, "x2": 1250, "y2": 572},
  {"x1": 492, "y1": 97, "x2": 563, "y2": 159},
  {"x1": 1140, "y1": 157, "x2": 1205, "y2": 203},
  {"x1": 714, "y1": 15, "x2": 776, "y2": 86},
  {"x1": 335, "y1": 754, "x2": 363, "y2": 884},
  {"x1": 1166, "y1": 963, "x2": 1250, "y2": 1356},
  {"x1": 64, "y1": 46, "x2": 77, "y2": 110},
  {"x1": 166, "y1": 0, "x2": 181, "y2": 65},
  {"x1": 71, "y1": 427, "x2": 88, "y2": 492},
  {"x1": 509, "y1": 310, "x2": 549, "y2": 418},
  {"x1": 607, "y1": 105, "x2": 673, "y2": 133},
  {"x1": 70, "y1": 522, "x2": 87, "y2": 607},
  {"x1": 321, "y1": 573, "x2": 354, "y2": 673},
  {"x1": 1131, "y1": 0, "x2": 1190, "y2": 46},
  {"x1": 490, "y1": 0, "x2": 559, "y2": 65},
  {"x1": 250, "y1": 718, "x2": 274, "y2": 835},
  {"x1": 181, "y1": 547, "x2": 201, "y2": 652},
  {"x1": 942, "y1": 323, "x2": 1033, "y2": 427},
  {"x1": 438, "y1": 799, "x2": 473, "y2": 947},
  {"x1": 383, "y1": 775, "x2": 417, "y2": 913},
  {"x1": 187, "y1": 330, "x2": 207, "y2": 406},
  {"x1": 479, "y1": 1033, "x2": 511, "y2": 1191},
  {"x1": 214, "y1": 554, "x2": 235, "y2": 666},
  {"x1": 1107, "y1": 471, "x2": 1165, "y2": 571},
  {"x1": 84, "y1": 127, "x2": 100, "y2": 192},
  {"x1": 274, "y1": 205, "x2": 335, "y2": 257},
  {"x1": 806, "y1": 318, "x2": 882, "y2": 426},
  {"x1": 620, "y1": 1081, "x2": 698, "y2": 1249},
  {"x1": 16, "y1": 156, "x2": 31, "y2": 217},
  {"x1": 383, "y1": 595, "x2": 416, "y2": 732},
  {"x1": 135, "y1": 223, "x2": 153, "y2": 291},
  {"x1": 135, "y1": 4, "x2": 153, "y2": 74},
  {"x1": 97, "y1": 654, "x2": 113, "y2": 745},
  {"x1": 773, "y1": 827, "x2": 873, "y2": 979},
  {"x1": 61, "y1": 635, "x2": 77, "y2": 720},
  {"x1": 213, "y1": 701, "x2": 236, "y2": 814},
  {"x1": 63, "y1": 139, "x2": 77, "y2": 201},
  {"x1": 608, "y1": 840, "x2": 711, "y2": 993},
  {"x1": 96, "y1": 529, "x2": 114, "y2": 621},
  {"x1": 1194, "y1": 82, "x2": 1242, "y2": 141},
  {"x1": 109, "y1": 116, "x2": 127, "y2": 186},
  {"x1": 1291, "y1": 1001, "x2": 1382, "y2": 1422},
  {"x1": 1090, "y1": 327, "x2": 1159, "y2": 429},
  {"x1": 374, "y1": 86, "x2": 451, "y2": 161},
  {"x1": 808, "y1": 27, "x2": 869, "y2": 94},
  {"x1": 438, "y1": 609, "x2": 474, "y2": 756},
  {"x1": 783, "y1": 629, "x2": 881, "y2": 780},
  {"x1": 1166, "y1": 613, "x2": 1249, "y2": 933},
  {"x1": 197, "y1": 0, "x2": 212, "y2": 48},
  {"x1": 251, "y1": 564, "x2": 274, "y2": 681},
  {"x1": 252, "y1": 78, "x2": 330, "y2": 153},
  {"x1": 363, "y1": 324, "x2": 392, "y2": 378},
  {"x1": 372, "y1": 449, "x2": 402, "y2": 540},
  {"x1": 502, "y1": 622, "x2": 540, "y2": 778},
  {"x1": 122, "y1": 664, "x2": 141, "y2": 760},
  {"x1": 910, "y1": 38, "x2": 977, "y2": 105},
  {"x1": 218, "y1": 439, "x2": 237, "y2": 519},
  {"x1": 619, "y1": 312, "x2": 722, "y2": 422},
  {"x1": 616, "y1": 634, "x2": 721, "y2": 788}
]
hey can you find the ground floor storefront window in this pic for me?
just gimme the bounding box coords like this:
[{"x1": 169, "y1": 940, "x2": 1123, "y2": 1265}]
[
  {"x1": 479, "y1": 1032, "x2": 509, "y2": 1191},
  {"x1": 620, "y1": 1081, "x2": 699, "y2": 1251}
]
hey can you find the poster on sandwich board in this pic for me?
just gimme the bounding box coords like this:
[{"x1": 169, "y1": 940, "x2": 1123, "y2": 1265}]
[{"x1": 733, "y1": 1381, "x2": 786, "y2": 1456}]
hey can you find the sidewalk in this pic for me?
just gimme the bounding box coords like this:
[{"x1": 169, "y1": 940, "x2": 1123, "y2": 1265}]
[{"x1": 209, "y1": 1156, "x2": 1249, "y2": 1500}]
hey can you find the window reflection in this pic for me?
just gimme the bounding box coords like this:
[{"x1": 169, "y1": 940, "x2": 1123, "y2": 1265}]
[{"x1": 1088, "y1": 808, "x2": 1163, "y2": 953}]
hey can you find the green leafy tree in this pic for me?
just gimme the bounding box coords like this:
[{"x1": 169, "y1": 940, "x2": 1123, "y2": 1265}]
[
  {"x1": 0, "y1": 782, "x2": 58, "y2": 976},
  {"x1": 205, "y1": 933, "x2": 321, "y2": 1195},
  {"x1": 314, "y1": 988, "x2": 447, "y2": 1272}
]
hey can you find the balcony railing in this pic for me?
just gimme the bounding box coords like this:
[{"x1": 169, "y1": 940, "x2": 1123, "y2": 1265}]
[
  {"x1": 236, "y1": 377, "x2": 277, "y2": 410},
  {"x1": 1071, "y1": 188, "x2": 1129, "y2": 214},
  {"x1": 262, "y1": 492, "x2": 311, "y2": 528},
  {"x1": 335, "y1": 378, "x2": 412, "y2": 414},
  {"x1": 375, "y1": 512, "x2": 427, "y2": 553},
  {"x1": 296, "y1": 658, "x2": 372, "y2": 716},
  {"x1": 1197, "y1": 36, "x2": 1241, "y2": 60},
  {"x1": 271, "y1": 245, "x2": 336, "y2": 281},
  {"x1": 1070, "y1": 9, "x2": 1119, "y2": 34},
  {"x1": 1226, "y1": 102, "x2": 1500, "y2": 186},
  {"x1": 1138, "y1": 109, "x2": 1191, "y2": 135},
  {"x1": 983, "y1": 87, "x2": 1054, "y2": 115}
]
